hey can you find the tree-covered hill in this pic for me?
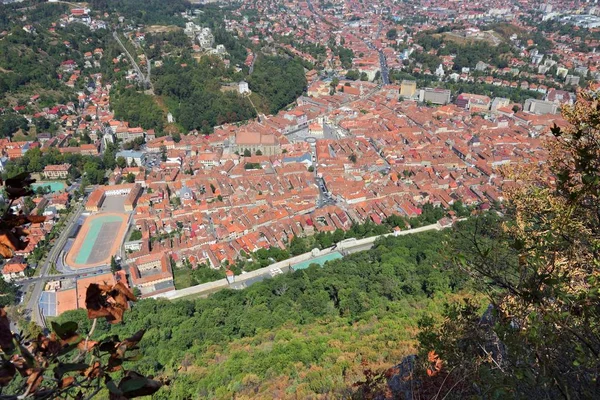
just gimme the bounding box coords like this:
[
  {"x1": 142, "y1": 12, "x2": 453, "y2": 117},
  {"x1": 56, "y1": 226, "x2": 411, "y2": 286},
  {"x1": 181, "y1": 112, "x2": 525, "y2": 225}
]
[
  {"x1": 88, "y1": 0, "x2": 190, "y2": 26},
  {"x1": 56, "y1": 220, "x2": 489, "y2": 398},
  {"x1": 152, "y1": 56, "x2": 256, "y2": 133},
  {"x1": 248, "y1": 55, "x2": 307, "y2": 114},
  {"x1": 0, "y1": 11, "x2": 123, "y2": 110}
]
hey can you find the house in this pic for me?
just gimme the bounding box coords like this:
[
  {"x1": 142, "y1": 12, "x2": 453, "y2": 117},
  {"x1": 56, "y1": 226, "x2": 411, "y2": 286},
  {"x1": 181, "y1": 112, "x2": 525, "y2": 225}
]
[
  {"x1": 130, "y1": 252, "x2": 174, "y2": 297},
  {"x1": 419, "y1": 88, "x2": 451, "y2": 105},
  {"x1": 2, "y1": 258, "x2": 27, "y2": 280},
  {"x1": 116, "y1": 150, "x2": 144, "y2": 166},
  {"x1": 85, "y1": 189, "x2": 105, "y2": 212},
  {"x1": 43, "y1": 163, "x2": 71, "y2": 180},
  {"x1": 239, "y1": 81, "x2": 251, "y2": 94},
  {"x1": 233, "y1": 129, "x2": 281, "y2": 156},
  {"x1": 456, "y1": 93, "x2": 491, "y2": 112},
  {"x1": 523, "y1": 99, "x2": 558, "y2": 115}
]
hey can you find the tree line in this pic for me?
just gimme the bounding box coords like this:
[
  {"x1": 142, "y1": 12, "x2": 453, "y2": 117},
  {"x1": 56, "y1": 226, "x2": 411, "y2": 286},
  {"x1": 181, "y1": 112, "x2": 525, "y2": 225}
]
[{"x1": 56, "y1": 222, "x2": 475, "y2": 398}]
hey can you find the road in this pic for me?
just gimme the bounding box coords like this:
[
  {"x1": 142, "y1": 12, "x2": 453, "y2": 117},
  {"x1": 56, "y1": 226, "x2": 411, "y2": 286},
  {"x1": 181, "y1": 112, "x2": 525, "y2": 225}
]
[
  {"x1": 379, "y1": 50, "x2": 390, "y2": 85},
  {"x1": 22, "y1": 203, "x2": 84, "y2": 327},
  {"x1": 112, "y1": 31, "x2": 152, "y2": 91},
  {"x1": 20, "y1": 267, "x2": 110, "y2": 287},
  {"x1": 363, "y1": 22, "x2": 390, "y2": 85},
  {"x1": 248, "y1": 51, "x2": 256, "y2": 75}
]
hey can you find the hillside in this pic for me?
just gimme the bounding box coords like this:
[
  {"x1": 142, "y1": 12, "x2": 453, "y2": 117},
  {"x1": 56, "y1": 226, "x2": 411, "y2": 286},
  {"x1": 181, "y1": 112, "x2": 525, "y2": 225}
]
[{"x1": 54, "y1": 222, "x2": 488, "y2": 398}]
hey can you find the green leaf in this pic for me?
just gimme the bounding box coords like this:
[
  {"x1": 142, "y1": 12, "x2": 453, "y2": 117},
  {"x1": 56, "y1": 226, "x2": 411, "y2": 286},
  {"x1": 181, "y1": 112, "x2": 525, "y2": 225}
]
[
  {"x1": 51, "y1": 321, "x2": 78, "y2": 339},
  {"x1": 106, "y1": 379, "x2": 122, "y2": 395},
  {"x1": 53, "y1": 363, "x2": 89, "y2": 378},
  {"x1": 120, "y1": 378, "x2": 147, "y2": 394},
  {"x1": 57, "y1": 341, "x2": 82, "y2": 357}
]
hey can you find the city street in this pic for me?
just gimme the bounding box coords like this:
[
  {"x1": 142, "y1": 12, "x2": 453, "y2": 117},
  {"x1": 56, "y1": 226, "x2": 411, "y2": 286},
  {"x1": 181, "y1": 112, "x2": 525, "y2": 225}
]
[{"x1": 21, "y1": 202, "x2": 84, "y2": 327}]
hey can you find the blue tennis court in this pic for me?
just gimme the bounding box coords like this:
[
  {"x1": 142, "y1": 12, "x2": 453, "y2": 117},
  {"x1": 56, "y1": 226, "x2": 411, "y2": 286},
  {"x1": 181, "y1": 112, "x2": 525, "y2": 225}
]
[{"x1": 39, "y1": 291, "x2": 56, "y2": 317}]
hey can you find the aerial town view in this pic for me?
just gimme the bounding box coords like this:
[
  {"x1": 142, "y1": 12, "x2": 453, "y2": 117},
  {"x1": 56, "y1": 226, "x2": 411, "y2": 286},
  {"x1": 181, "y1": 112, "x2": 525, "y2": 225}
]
[{"x1": 0, "y1": 0, "x2": 599, "y2": 398}]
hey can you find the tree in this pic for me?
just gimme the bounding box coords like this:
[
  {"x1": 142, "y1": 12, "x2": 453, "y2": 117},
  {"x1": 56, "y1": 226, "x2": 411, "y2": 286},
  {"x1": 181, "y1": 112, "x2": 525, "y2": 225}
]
[
  {"x1": 243, "y1": 149, "x2": 251, "y2": 157},
  {"x1": 116, "y1": 156, "x2": 127, "y2": 169},
  {"x1": 330, "y1": 77, "x2": 339, "y2": 95},
  {"x1": 160, "y1": 145, "x2": 167, "y2": 162},
  {"x1": 0, "y1": 113, "x2": 28, "y2": 138},
  {"x1": 125, "y1": 173, "x2": 136, "y2": 183},
  {"x1": 348, "y1": 153, "x2": 357, "y2": 163},
  {"x1": 386, "y1": 28, "x2": 398, "y2": 40},
  {"x1": 111, "y1": 87, "x2": 165, "y2": 131},
  {"x1": 247, "y1": 55, "x2": 307, "y2": 114},
  {"x1": 110, "y1": 255, "x2": 120, "y2": 273},
  {"x1": 345, "y1": 70, "x2": 360, "y2": 80},
  {"x1": 0, "y1": 277, "x2": 18, "y2": 307},
  {"x1": 414, "y1": 89, "x2": 600, "y2": 398},
  {"x1": 23, "y1": 197, "x2": 36, "y2": 213},
  {"x1": 308, "y1": 165, "x2": 314, "y2": 172},
  {"x1": 81, "y1": 130, "x2": 92, "y2": 144},
  {"x1": 129, "y1": 230, "x2": 142, "y2": 241},
  {"x1": 289, "y1": 236, "x2": 308, "y2": 256}
]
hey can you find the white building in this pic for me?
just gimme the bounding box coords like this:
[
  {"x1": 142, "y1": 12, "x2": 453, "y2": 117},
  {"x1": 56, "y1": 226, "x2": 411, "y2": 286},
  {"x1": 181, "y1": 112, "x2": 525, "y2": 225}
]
[{"x1": 239, "y1": 81, "x2": 250, "y2": 95}]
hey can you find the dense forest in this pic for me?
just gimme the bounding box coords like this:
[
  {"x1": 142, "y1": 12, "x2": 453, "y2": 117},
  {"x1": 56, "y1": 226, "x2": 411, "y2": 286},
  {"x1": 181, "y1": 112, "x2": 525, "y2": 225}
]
[
  {"x1": 55, "y1": 218, "x2": 488, "y2": 398},
  {"x1": 111, "y1": 86, "x2": 165, "y2": 131},
  {"x1": 0, "y1": 22, "x2": 73, "y2": 102},
  {"x1": 88, "y1": 0, "x2": 189, "y2": 26},
  {"x1": 247, "y1": 55, "x2": 307, "y2": 114},
  {"x1": 152, "y1": 56, "x2": 256, "y2": 132},
  {"x1": 414, "y1": 33, "x2": 514, "y2": 70}
]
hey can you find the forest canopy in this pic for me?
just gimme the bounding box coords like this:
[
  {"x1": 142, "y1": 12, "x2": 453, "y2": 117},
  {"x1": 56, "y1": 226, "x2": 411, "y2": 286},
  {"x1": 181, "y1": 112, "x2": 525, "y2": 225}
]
[
  {"x1": 54, "y1": 221, "x2": 484, "y2": 398},
  {"x1": 88, "y1": 0, "x2": 190, "y2": 26},
  {"x1": 247, "y1": 55, "x2": 307, "y2": 114},
  {"x1": 111, "y1": 87, "x2": 165, "y2": 131},
  {"x1": 152, "y1": 57, "x2": 256, "y2": 132}
]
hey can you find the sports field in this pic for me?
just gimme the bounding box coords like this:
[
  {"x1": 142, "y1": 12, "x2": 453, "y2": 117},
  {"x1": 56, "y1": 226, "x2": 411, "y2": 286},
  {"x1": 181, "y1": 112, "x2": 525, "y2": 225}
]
[{"x1": 66, "y1": 213, "x2": 128, "y2": 269}]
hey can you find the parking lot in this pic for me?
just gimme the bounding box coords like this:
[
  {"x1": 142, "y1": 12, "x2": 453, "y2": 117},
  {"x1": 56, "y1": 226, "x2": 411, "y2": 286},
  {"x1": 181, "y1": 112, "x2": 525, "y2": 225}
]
[{"x1": 143, "y1": 152, "x2": 161, "y2": 168}]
